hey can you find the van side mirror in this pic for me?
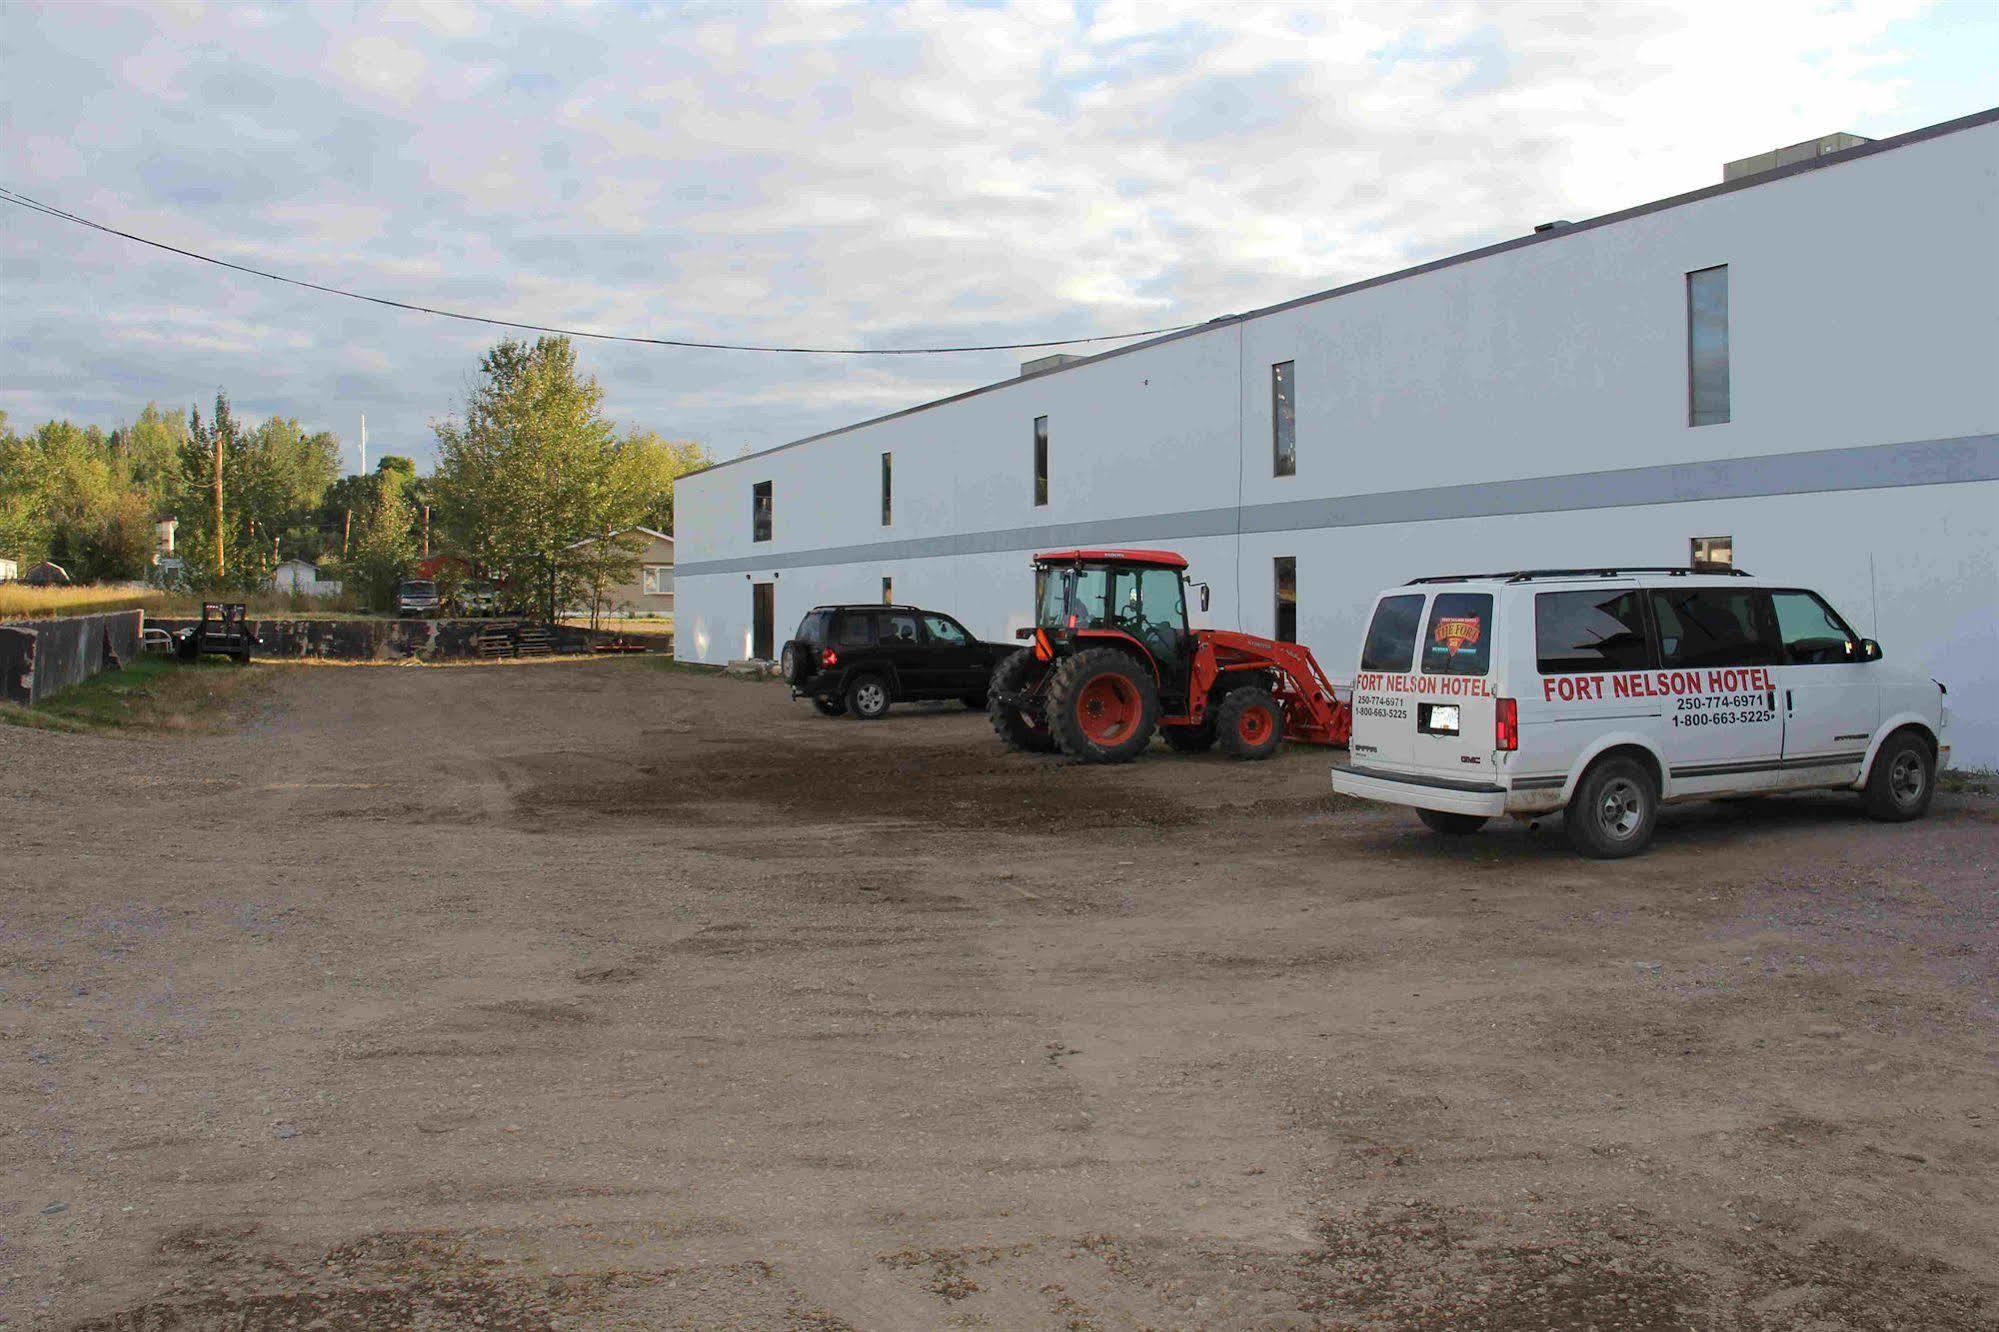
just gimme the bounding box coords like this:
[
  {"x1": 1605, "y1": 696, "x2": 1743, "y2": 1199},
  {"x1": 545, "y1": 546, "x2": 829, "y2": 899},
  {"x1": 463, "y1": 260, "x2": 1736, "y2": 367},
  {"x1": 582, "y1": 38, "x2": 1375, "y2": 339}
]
[{"x1": 1858, "y1": 638, "x2": 1882, "y2": 662}]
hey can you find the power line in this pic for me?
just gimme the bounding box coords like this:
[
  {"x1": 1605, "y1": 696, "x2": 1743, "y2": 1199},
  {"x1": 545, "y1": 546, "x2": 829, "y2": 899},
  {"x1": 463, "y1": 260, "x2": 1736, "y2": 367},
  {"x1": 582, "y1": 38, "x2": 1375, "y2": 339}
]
[{"x1": 0, "y1": 185, "x2": 1198, "y2": 355}]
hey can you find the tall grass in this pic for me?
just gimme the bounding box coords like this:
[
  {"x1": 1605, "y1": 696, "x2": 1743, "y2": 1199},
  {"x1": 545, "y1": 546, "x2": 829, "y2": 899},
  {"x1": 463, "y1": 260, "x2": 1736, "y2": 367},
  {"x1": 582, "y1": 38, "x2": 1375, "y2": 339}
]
[
  {"x1": 154, "y1": 587, "x2": 370, "y2": 617},
  {"x1": 0, "y1": 583, "x2": 165, "y2": 621}
]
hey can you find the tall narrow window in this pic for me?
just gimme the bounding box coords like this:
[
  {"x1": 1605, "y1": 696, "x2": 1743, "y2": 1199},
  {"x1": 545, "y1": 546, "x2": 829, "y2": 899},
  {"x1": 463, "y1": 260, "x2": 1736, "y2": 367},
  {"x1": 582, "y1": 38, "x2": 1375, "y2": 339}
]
[
  {"x1": 1690, "y1": 535, "x2": 1733, "y2": 572},
  {"x1": 1274, "y1": 556, "x2": 1297, "y2": 643},
  {"x1": 880, "y1": 452, "x2": 892, "y2": 526},
  {"x1": 751, "y1": 481, "x2": 772, "y2": 542},
  {"x1": 882, "y1": 576, "x2": 893, "y2": 604},
  {"x1": 1687, "y1": 265, "x2": 1730, "y2": 426},
  {"x1": 1272, "y1": 361, "x2": 1296, "y2": 476},
  {"x1": 1033, "y1": 415, "x2": 1049, "y2": 506}
]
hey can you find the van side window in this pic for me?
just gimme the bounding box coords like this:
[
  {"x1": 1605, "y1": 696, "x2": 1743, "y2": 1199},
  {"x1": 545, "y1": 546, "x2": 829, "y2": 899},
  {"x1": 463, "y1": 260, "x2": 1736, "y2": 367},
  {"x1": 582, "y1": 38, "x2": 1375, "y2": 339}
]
[
  {"x1": 1770, "y1": 590, "x2": 1860, "y2": 665},
  {"x1": 1536, "y1": 591, "x2": 1654, "y2": 674},
  {"x1": 1649, "y1": 588, "x2": 1781, "y2": 668},
  {"x1": 836, "y1": 613, "x2": 876, "y2": 647},
  {"x1": 1421, "y1": 593, "x2": 1493, "y2": 676},
  {"x1": 1359, "y1": 594, "x2": 1425, "y2": 672}
]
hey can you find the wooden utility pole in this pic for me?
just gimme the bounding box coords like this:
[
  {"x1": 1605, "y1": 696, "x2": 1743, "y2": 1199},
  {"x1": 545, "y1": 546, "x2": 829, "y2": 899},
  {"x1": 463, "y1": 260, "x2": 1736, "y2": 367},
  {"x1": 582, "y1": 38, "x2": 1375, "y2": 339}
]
[
  {"x1": 422, "y1": 504, "x2": 431, "y2": 558},
  {"x1": 212, "y1": 430, "x2": 224, "y2": 571},
  {"x1": 342, "y1": 508, "x2": 351, "y2": 558}
]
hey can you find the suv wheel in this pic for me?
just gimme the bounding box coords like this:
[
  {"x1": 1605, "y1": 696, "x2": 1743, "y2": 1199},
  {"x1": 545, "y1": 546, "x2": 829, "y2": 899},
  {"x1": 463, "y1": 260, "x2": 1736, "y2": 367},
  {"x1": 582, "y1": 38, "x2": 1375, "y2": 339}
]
[
  {"x1": 846, "y1": 675, "x2": 892, "y2": 720},
  {"x1": 780, "y1": 642, "x2": 800, "y2": 682},
  {"x1": 1565, "y1": 754, "x2": 1658, "y2": 859},
  {"x1": 1862, "y1": 729, "x2": 1934, "y2": 822},
  {"x1": 811, "y1": 696, "x2": 847, "y2": 717}
]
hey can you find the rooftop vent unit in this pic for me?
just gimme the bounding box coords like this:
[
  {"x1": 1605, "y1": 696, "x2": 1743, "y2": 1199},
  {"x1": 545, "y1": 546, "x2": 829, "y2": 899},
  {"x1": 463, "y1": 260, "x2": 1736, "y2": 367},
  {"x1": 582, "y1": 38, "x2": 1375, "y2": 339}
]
[
  {"x1": 1533, "y1": 219, "x2": 1574, "y2": 234},
  {"x1": 1723, "y1": 131, "x2": 1872, "y2": 182},
  {"x1": 1020, "y1": 353, "x2": 1080, "y2": 377}
]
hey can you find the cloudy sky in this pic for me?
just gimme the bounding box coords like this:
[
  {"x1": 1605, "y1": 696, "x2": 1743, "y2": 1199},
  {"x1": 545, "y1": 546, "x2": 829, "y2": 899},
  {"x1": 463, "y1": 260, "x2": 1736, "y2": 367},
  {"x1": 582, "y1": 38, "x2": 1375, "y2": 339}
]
[{"x1": 4, "y1": 0, "x2": 1994, "y2": 472}]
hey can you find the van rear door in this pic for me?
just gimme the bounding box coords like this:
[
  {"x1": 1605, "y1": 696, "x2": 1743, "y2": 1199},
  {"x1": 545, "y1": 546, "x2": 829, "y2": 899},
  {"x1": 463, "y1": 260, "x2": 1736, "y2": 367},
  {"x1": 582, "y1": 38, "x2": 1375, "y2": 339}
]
[
  {"x1": 1349, "y1": 591, "x2": 1427, "y2": 770},
  {"x1": 1407, "y1": 592, "x2": 1499, "y2": 781}
]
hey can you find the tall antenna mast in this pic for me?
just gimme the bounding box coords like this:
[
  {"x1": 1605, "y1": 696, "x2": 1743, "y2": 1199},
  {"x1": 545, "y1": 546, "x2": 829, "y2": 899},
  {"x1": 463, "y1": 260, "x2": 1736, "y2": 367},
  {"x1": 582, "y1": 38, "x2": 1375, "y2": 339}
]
[{"x1": 359, "y1": 415, "x2": 368, "y2": 475}]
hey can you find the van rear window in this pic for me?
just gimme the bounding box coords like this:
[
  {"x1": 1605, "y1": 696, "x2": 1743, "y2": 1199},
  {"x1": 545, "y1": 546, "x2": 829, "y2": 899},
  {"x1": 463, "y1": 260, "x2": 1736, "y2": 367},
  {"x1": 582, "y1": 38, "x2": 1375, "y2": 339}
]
[
  {"x1": 1536, "y1": 591, "x2": 1653, "y2": 674},
  {"x1": 1421, "y1": 593, "x2": 1492, "y2": 676},
  {"x1": 1359, "y1": 594, "x2": 1425, "y2": 672}
]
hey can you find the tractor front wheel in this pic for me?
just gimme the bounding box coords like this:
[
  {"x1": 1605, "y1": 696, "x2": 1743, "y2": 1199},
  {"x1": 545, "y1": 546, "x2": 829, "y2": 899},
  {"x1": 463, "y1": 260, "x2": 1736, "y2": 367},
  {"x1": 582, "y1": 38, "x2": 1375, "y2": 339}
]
[
  {"x1": 1046, "y1": 648, "x2": 1159, "y2": 764},
  {"x1": 1216, "y1": 686, "x2": 1284, "y2": 760},
  {"x1": 988, "y1": 649, "x2": 1056, "y2": 753}
]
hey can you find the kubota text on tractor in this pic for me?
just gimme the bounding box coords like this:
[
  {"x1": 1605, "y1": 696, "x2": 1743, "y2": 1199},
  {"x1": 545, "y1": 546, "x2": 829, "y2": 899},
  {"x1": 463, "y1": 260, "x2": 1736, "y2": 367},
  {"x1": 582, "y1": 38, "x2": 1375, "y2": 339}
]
[{"x1": 988, "y1": 549, "x2": 1351, "y2": 763}]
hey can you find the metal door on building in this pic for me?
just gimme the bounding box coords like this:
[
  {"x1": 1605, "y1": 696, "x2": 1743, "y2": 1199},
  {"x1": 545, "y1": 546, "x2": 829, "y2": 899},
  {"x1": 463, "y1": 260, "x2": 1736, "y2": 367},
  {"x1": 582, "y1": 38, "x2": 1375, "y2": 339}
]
[{"x1": 752, "y1": 582, "x2": 774, "y2": 661}]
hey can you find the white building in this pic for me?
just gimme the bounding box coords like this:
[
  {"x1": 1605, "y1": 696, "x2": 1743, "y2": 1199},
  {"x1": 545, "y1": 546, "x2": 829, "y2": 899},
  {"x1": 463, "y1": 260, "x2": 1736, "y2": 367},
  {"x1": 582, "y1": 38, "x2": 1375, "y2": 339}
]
[
  {"x1": 271, "y1": 559, "x2": 342, "y2": 597},
  {"x1": 676, "y1": 108, "x2": 1999, "y2": 765}
]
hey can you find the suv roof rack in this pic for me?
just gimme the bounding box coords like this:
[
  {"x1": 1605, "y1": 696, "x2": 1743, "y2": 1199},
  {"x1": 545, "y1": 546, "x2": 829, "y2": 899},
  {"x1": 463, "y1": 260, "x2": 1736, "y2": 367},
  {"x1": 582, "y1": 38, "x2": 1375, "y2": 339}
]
[{"x1": 1404, "y1": 566, "x2": 1752, "y2": 585}]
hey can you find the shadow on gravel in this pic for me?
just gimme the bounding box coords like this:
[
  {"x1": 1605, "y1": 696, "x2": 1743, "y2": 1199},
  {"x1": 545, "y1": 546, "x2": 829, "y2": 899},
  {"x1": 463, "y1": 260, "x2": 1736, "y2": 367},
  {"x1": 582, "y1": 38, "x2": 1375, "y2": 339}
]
[{"x1": 512, "y1": 739, "x2": 1199, "y2": 832}]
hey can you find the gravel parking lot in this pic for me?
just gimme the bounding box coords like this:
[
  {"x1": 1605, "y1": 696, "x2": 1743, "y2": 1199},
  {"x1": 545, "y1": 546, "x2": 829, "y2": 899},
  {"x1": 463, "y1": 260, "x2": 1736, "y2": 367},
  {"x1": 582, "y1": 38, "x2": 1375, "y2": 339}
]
[{"x1": 4, "y1": 659, "x2": 1995, "y2": 1330}]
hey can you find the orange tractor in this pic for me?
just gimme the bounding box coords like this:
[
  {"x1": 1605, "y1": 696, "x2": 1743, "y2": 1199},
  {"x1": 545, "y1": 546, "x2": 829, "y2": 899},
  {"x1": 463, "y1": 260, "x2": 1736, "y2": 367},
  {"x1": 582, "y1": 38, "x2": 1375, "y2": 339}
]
[{"x1": 988, "y1": 549, "x2": 1352, "y2": 764}]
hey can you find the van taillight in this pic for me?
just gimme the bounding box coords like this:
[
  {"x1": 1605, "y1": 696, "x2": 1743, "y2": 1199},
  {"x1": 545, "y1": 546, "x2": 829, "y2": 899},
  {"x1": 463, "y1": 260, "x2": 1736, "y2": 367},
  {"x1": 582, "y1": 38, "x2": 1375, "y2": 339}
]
[
  {"x1": 1495, "y1": 697, "x2": 1518, "y2": 751},
  {"x1": 821, "y1": 648, "x2": 838, "y2": 668}
]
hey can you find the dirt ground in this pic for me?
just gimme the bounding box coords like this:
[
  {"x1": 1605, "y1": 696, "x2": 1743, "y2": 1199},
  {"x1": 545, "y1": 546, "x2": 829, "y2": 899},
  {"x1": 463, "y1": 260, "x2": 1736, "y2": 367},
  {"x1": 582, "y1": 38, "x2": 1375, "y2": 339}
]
[{"x1": 4, "y1": 659, "x2": 1995, "y2": 1331}]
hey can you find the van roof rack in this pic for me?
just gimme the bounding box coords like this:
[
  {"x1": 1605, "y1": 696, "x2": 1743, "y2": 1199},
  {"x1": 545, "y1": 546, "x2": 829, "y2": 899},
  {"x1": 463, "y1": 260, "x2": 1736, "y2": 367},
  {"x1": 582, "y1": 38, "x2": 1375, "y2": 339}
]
[{"x1": 1404, "y1": 566, "x2": 1751, "y2": 585}]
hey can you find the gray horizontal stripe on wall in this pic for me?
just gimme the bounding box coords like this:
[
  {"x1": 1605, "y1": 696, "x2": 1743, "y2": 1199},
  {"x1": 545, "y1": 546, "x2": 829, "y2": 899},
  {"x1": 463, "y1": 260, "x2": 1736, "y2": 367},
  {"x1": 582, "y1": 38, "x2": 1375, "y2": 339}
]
[{"x1": 675, "y1": 432, "x2": 1999, "y2": 578}]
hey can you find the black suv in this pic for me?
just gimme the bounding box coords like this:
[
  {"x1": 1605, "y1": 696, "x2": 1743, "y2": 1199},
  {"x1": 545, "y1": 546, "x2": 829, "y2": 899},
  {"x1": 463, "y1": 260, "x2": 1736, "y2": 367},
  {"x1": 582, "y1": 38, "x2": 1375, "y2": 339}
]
[{"x1": 782, "y1": 605, "x2": 1013, "y2": 719}]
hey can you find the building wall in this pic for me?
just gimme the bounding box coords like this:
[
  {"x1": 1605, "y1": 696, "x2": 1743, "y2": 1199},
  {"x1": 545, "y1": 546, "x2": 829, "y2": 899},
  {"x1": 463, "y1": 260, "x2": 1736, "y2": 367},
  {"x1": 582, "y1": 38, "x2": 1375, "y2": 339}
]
[
  {"x1": 677, "y1": 113, "x2": 1999, "y2": 763},
  {"x1": 572, "y1": 532, "x2": 675, "y2": 616}
]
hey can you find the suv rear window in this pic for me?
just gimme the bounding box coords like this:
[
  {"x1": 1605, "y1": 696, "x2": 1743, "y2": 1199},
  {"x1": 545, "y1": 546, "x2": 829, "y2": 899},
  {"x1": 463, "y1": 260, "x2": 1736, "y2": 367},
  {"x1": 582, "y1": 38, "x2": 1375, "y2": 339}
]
[
  {"x1": 1359, "y1": 594, "x2": 1424, "y2": 672},
  {"x1": 835, "y1": 612, "x2": 875, "y2": 647},
  {"x1": 1536, "y1": 590, "x2": 1653, "y2": 674},
  {"x1": 1421, "y1": 592, "x2": 1492, "y2": 676},
  {"x1": 795, "y1": 610, "x2": 831, "y2": 643}
]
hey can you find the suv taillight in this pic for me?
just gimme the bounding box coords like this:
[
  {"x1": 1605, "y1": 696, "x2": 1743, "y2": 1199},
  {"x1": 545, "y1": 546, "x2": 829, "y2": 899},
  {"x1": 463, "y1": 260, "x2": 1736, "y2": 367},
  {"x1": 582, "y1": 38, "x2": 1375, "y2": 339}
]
[
  {"x1": 821, "y1": 648, "x2": 838, "y2": 668},
  {"x1": 1495, "y1": 697, "x2": 1518, "y2": 752}
]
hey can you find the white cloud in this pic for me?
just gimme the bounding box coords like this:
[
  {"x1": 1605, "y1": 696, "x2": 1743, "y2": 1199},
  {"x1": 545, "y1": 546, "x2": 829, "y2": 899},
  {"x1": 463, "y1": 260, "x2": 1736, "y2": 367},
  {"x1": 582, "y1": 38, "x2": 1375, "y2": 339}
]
[{"x1": 328, "y1": 33, "x2": 429, "y2": 106}]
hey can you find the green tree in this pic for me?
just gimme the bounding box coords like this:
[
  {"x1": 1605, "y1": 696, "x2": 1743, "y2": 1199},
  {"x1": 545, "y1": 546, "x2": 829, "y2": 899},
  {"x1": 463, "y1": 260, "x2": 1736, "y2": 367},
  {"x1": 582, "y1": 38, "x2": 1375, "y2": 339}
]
[
  {"x1": 111, "y1": 403, "x2": 187, "y2": 510},
  {"x1": 174, "y1": 393, "x2": 339, "y2": 588},
  {"x1": 432, "y1": 336, "x2": 667, "y2": 617},
  {"x1": 349, "y1": 464, "x2": 417, "y2": 609},
  {"x1": 620, "y1": 430, "x2": 712, "y2": 535}
]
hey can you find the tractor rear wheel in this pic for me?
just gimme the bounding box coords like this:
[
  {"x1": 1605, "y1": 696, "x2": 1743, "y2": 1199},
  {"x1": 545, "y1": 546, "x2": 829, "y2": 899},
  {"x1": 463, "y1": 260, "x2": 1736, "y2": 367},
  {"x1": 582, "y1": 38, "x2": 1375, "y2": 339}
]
[
  {"x1": 1046, "y1": 647, "x2": 1159, "y2": 764},
  {"x1": 1216, "y1": 686, "x2": 1283, "y2": 760},
  {"x1": 989, "y1": 649, "x2": 1056, "y2": 753},
  {"x1": 1161, "y1": 720, "x2": 1217, "y2": 753}
]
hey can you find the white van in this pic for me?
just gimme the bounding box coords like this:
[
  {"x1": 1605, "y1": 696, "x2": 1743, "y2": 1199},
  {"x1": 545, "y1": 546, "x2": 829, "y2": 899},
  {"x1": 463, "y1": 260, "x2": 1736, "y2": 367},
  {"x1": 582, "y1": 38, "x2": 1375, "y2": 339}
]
[{"x1": 1329, "y1": 568, "x2": 1949, "y2": 858}]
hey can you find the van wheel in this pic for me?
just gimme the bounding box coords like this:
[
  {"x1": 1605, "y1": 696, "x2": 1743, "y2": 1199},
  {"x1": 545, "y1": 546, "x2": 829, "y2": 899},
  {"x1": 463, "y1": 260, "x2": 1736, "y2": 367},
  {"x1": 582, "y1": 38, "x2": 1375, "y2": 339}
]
[
  {"x1": 811, "y1": 696, "x2": 847, "y2": 717},
  {"x1": 1565, "y1": 755, "x2": 1658, "y2": 859},
  {"x1": 845, "y1": 675, "x2": 892, "y2": 720},
  {"x1": 1417, "y1": 809, "x2": 1487, "y2": 836},
  {"x1": 1862, "y1": 730, "x2": 1934, "y2": 822}
]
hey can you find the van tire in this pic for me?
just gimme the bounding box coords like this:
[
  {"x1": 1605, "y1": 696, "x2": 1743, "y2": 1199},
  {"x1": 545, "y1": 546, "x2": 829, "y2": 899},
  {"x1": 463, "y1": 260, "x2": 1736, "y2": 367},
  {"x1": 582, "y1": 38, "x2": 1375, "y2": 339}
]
[
  {"x1": 1417, "y1": 809, "x2": 1487, "y2": 836},
  {"x1": 1862, "y1": 729, "x2": 1934, "y2": 822},
  {"x1": 845, "y1": 675, "x2": 892, "y2": 720},
  {"x1": 1565, "y1": 755, "x2": 1658, "y2": 859}
]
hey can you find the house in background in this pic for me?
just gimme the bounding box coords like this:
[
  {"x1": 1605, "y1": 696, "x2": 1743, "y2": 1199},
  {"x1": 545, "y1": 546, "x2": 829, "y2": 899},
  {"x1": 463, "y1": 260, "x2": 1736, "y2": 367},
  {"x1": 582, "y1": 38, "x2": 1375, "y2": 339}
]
[
  {"x1": 271, "y1": 558, "x2": 343, "y2": 597},
  {"x1": 0, "y1": 556, "x2": 18, "y2": 582},
  {"x1": 565, "y1": 526, "x2": 674, "y2": 618}
]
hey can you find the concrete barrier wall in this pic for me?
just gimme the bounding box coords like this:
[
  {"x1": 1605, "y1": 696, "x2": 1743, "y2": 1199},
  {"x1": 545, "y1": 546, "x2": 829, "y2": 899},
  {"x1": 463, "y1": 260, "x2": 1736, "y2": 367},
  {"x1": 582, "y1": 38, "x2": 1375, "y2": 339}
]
[
  {"x1": 0, "y1": 610, "x2": 145, "y2": 705},
  {"x1": 146, "y1": 617, "x2": 670, "y2": 661}
]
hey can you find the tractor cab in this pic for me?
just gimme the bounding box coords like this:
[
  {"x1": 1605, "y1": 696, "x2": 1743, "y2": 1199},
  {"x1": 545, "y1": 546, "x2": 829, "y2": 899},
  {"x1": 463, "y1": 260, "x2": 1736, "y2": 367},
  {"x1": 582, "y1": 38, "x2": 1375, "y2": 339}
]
[{"x1": 1029, "y1": 549, "x2": 1204, "y2": 700}]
